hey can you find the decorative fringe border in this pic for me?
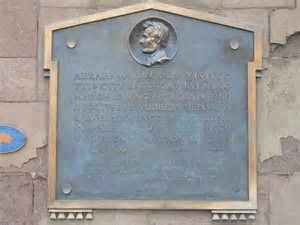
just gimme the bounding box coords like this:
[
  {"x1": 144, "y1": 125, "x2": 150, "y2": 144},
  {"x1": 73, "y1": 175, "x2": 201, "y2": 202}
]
[
  {"x1": 49, "y1": 209, "x2": 93, "y2": 220},
  {"x1": 49, "y1": 209, "x2": 256, "y2": 221},
  {"x1": 212, "y1": 210, "x2": 256, "y2": 221}
]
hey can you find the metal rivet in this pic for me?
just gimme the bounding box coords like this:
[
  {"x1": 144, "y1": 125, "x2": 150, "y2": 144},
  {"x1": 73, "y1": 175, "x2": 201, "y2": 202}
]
[
  {"x1": 230, "y1": 39, "x2": 239, "y2": 50},
  {"x1": 233, "y1": 186, "x2": 240, "y2": 193},
  {"x1": 62, "y1": 183, "x2": 72, "y2": 195},
  {"x1": 67, "y1": 39, "x2": 76, "y2": 48}
]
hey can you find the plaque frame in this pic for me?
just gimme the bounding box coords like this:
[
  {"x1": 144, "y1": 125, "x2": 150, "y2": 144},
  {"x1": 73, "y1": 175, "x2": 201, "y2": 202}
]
[{"x1": 44, "y1": 2, "x2": 262, "y2": 214}]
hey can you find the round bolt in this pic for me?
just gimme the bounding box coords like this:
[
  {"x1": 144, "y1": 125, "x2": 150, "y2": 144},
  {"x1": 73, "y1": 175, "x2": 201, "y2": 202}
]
[
  {"x1": 67, "y1": 39, "x2": 76, "y2": 49},
  {"x1": 62, "y1": 183, "x2": 72, "y2": 195},
  {"x1": 230, "y1": 39, "x2": 239, "y2": 50}
]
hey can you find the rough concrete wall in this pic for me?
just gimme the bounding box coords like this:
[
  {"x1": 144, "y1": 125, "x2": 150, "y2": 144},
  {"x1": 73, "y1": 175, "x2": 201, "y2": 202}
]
[{"x1": 0, "y1": 0, "x2": 300, "y2": 224}]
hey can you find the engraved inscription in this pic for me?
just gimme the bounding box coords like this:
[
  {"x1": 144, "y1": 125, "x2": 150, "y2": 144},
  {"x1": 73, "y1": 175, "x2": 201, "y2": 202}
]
[{"x1": 71, "y1": 69, "x2": 232, "y2": 197}]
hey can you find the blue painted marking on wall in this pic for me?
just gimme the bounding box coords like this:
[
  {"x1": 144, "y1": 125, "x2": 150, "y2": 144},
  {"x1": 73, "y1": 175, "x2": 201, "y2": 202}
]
[{"x1": 0, "y1": 126, "x2": 26, "y2": 154}]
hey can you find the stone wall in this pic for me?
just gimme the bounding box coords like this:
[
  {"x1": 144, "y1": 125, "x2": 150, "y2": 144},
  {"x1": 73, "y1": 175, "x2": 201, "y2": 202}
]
[{"x1": 0, "y1": 0, "x2": 300, "y2": 224}]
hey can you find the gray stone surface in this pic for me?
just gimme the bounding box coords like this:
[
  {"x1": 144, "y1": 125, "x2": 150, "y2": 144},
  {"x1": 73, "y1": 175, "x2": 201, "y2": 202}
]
[
  {"x1": 160, "y1": 0, "x2": 222, "y2": 10},
  {"x1": 271, "y1": 33, "x2": 300, "y2": 58},
  {"x1": 0, "y1": 174, "x2": 33, "y2": 225},
  {"x1": 0, "y1": 0, "x2": 37, "y2": 57},
  {"x1": 0, "y1": 103, "x2": 48, "y2": 168},
  {"x1": 0, "y1": 58, "x2": 36, "y2": 101},
  {"x1": 116, "y1": 210, "x2": 148, "y2": 225},
  {"x1": 270, "y1": 0, "x2": 300, "y2": 44},
  {"x1": 270, "y1": 173, "x2": 300, "y2": 225},
  {"x1": 149, "y1": 211, "x2": 212, "y2": 225},
  {"x1": 0, "y1": 147, "x2": 47, "y2": 176},
  {"x1": 223, "y1": 0, "x2": 294, "y2": 8},
  {"x1": 95, "y1": 0, "x2": 144, "y2": 7},
  {"x1": 40, "y1": 0, "x2": 90, "y2": 8},
  {"x1": 257, "y1": 59, "x2": 300, "y2": 161},
  {"x1": 259, "y1": 136, "x2": 300, "y2": 173},
  {"x1": 255, "y1": 175, "x2": 270, "y2": 225},
  {"x1": 33, "y1": 177, "x2": 48, "y2": 225}
]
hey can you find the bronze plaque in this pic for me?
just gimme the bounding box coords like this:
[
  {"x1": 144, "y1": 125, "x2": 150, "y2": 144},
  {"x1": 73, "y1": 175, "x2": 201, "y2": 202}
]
[{"x1": 45, "y1": 3, "x2": 262, "y2": 210}]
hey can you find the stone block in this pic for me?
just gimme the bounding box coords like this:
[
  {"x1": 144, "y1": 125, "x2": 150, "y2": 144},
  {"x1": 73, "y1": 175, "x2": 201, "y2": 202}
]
[
  {"x1": 39, "y1": 7, "x2": 98, "y2": 26},
  {"x1": 116, "y1": 210, "x2": 148, "y2": 225},
  {"x1": 0, "y1": 58, "x2": 36, "y2": 101},
  {"x1": 0, "y1": 0, "x2": 37, "y2": 57},
  {"x1": 0, "y1": 174, "x2": 33, "y2": 224},
  {"x1": 270, "y1": 173, "x2": 300, "y2": 225},
  {"x1": 156, "y1": 0, "x2": 222, "y2": 10},
  {"x1": 33, "y1": 177, "x2": 48, "y2": 225},
  {"x1": 40, "y1": 0, "x2": 90, "y2": 8},
  {"x1": 95, "y1": 0, "x2": 142, "y2": 8},
  {"x1": 255, "y1": 175, "x2": 270, "y2": 225},
  {"x1": 88, "y1": 210, "x2": 116, "y2": 225},
  {"x1": 149, "y1": 211, "x2": 213, "y2": 225},
  {"x1": 0, "y1": 146, "x2": 47, "y2": 176},
  {"x1": 257, "y1": 59, "x2": 300, "y2": 161},
  {"x1": 270, "y1": 1, "x2": 300, "y2": 45},
  {"x1": 214, "y1": 9, "x2": 269, "y2": 57},
  {"x1": 38, "y1": 7, "x2": 99, "y2": 100},
  {"x1": 0, "y1": 103, "x2": 48, "y2": 168},
  {"x1": 21, "y1": 146, "x2": 48, "y2": 174},
  {"x1": 223, "y1": 0, "x2": 294, "y2": 8}
]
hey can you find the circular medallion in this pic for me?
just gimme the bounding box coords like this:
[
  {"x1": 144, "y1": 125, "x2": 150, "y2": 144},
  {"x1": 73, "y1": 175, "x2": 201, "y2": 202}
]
[
  {"x1": 128, "y1": 18, "x2": 178, "y2": 67},
  {"x1": 0, "y1": 126, "x2": 26, "y2": 154}
]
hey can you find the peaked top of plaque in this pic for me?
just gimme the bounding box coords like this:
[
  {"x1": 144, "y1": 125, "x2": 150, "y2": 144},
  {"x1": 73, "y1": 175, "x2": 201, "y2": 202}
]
[{"x1": 44, "y1": 2, "x2": 262, "y2": 69}]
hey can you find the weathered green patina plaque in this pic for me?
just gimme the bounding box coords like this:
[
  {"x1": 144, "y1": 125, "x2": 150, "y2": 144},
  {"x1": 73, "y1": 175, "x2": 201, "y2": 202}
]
[{"x1": 45, "y1": 3, "x2": 262, "y2": 214}]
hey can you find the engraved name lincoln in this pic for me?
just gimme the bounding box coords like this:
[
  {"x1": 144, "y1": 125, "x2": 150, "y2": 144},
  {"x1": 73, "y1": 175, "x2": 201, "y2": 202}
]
[{"x1": 140, "y1": 21, "x2": 170, "y2": 66}]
